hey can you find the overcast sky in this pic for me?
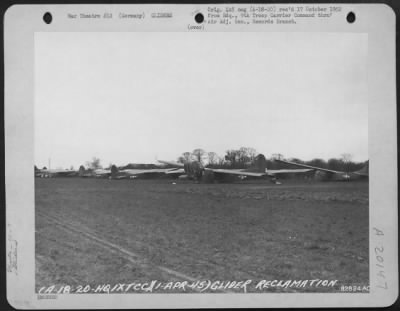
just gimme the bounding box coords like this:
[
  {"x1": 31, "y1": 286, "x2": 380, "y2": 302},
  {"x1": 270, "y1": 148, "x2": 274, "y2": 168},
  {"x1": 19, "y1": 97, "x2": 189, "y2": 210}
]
[{"x1": 35, "y1": 32, "x2": 368, "y2": 169}]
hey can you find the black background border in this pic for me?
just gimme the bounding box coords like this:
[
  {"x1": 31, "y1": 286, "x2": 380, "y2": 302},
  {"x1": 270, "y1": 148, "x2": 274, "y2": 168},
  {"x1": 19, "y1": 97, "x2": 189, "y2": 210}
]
[{"x1": 1, "y1": 1, "x2": 399, "y2": 310}]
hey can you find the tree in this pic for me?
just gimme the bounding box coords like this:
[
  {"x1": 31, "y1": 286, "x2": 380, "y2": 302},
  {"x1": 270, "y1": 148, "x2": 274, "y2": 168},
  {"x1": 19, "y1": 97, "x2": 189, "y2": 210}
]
[
  {"x1": 341, "y1": 153, "x2": 353, "y2": 162},
  {"x1": 207, "y1": 152, "x2": 219, "y2": 166},
  {"x1": 341, "y1": 153, "x2": 353, "y2": 172},
  {"x1": 218, "y1": 157, "x2": 226, "y2": 167},
  {"x1": 327, "y1": 158, "x2": 342, "y2": 171},
  {"x1": 183, "y1": 152, "x2": 191, "y2": 161},
  {"x1": 225, "y1": 150, "x2": 239, "y2": 168},
  {"x1": 246, "y1": 147, "x2": 257, "y2": 162},
  {"x1": 178, "y1": 152, "x2": 192, "y2": 163},
  {"x1": 192, "y1": 149, "x2": 206, "y2": 164},
  {"x1": 307, "y1": 158, "x2": 327, "y2": 169},
  {"x1": 177, "y1": 156, "x2": 185, "y2": 164},
  {"x1": 272, "y1": 153, "x2": 284, "y2": 161},
  {"x1": 234, "y1": 147, "x2": 258, "y2": 166},
  {"x1": 86, "y1": 157, "x2": 102, "y2": 170},
  {"x1": 288, "y1": 157, "x2": 305, "y2": 164},
  {"x1": 238, "y1": 147, "x2": 250, "y2": 165}
]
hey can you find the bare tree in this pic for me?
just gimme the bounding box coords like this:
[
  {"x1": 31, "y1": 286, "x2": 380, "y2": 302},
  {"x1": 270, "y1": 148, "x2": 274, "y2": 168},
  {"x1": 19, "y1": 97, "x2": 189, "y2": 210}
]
[
  {"x1": 218, "y1": 157, "x2": 226, "y2": 167},
  {"x1": 328, "y1": 158, "x2": 343, "y2": 171},
  {"x1": 207, "y1": 152, "x2": 219, "y2": 166},
  {"x1": 86, "y1": 157, "x2": 102, "y2": 170},
  {"x1": 246, "y1": 147, "x2": 257, "y2": 162},
  {"x1": 183, "y1": 152, "x2": 192, "y2": 162},
  {"x1": 308, "y1": 158, "x2": 327, "y2": 168},
  {"x1": 341, "y1": 153, "x2": 353, "y2": 172},
  {"x1": 225, "y1": 150, "x2": 239, "y2": 168},
  {"x1": 341, "y1": 153, "x2": 353, "y2": 163},
  {"x1": 177, "y1": 156, "x2": 185, "y2": 164},
  {"x1": 237, "y1": 147, "x2": 258, "y2": 165},
  {"x1": 272, "y1": 153, "x2": 284, "y2": 161},
  {"x1": 289, "y1": 157, "x2": 304, "y2": 164},
  {"x1": 192, "y1": 148, "x2": 206, "y2": 164},
  {"x1": 178, "y1": 152, "x2": 192, "y2": 163},
  {"x1": 238, "y1": 147, "x2": 249, "y2": 165}
]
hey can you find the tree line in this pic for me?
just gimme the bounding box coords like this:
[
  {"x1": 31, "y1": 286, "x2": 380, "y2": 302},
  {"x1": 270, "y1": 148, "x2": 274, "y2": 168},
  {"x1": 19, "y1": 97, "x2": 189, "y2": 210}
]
[
  {"x1": 76, "y1": 149, "x2": 366, "y2": 172},
  {"x1": 174, "y1": 149, "x2": 366, "y2": 172}
]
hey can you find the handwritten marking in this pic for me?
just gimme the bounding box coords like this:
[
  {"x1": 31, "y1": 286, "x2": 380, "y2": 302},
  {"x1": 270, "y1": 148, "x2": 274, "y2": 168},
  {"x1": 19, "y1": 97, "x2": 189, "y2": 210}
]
[
  {"x1": 37, "y1": 279, "x2": 339, "y2": 294},
  {"x1": 255, "y1": 279, "x2": 337, "y2": 290},
  {"x1": 7, "y1": 224, "x2": 18, "y2": 275},
  {"x1": 373, "y1": 227, "x2": 387, "y2": 290}
]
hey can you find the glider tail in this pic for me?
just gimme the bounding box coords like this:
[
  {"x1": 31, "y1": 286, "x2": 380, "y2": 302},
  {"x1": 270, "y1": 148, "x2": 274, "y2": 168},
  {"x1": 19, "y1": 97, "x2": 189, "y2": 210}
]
[
  {"x1": 78, "y1": 165, "x2": 86, "y2": 177},
  {"x1": 111, "y1": 165, "x2": 119, "y2": 178},
  {"x1": 252, "y1": 154, "x2": 267, "y2": 173},
  {"x1": 355, "y1": 161, "x2": 369, "y2": 177}
]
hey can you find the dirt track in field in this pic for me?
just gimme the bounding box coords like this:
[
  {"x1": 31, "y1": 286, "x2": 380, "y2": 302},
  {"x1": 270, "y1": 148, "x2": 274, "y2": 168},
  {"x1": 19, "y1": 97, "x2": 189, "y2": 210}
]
[{"x1": 35, "y1": 178, "x2": 369, "y2": 293}]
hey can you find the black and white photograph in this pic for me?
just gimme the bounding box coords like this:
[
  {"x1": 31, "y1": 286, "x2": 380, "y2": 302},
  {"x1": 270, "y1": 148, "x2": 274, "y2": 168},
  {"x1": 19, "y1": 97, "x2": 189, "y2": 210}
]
[
  {"x1": 34, "y1": 30, "x2": 370, "y2": 293},
  {"x1": 4, "y1": 3, "x2": 397, "y2": 309}
]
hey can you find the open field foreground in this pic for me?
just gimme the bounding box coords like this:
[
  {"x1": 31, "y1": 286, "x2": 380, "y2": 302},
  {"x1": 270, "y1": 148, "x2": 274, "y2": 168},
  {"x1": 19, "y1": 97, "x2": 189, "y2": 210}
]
[{"x1": 36, "y1": 178, "x2": 369, "y2": 293}]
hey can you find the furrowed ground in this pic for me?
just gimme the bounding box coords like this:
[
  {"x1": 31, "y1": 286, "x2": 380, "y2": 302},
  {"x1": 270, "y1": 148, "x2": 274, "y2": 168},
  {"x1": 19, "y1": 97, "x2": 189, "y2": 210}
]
[{"x1": 35, "y1": 178, "x2": 369, "y2": 293}]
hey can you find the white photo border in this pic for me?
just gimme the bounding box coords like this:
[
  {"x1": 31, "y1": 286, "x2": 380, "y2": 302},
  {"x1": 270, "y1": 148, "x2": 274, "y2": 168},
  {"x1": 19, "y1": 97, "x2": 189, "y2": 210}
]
[{"x1": 4, "y1": 3, "x2": 397, "y2": 309}]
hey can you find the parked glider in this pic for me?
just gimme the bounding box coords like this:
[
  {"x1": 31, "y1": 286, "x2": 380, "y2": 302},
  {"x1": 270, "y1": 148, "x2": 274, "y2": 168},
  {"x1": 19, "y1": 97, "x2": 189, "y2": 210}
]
[
  {"x1": 274, "y1": 158, "x2": 369, "y2": 181},
  {"x1": 158, "y1": 154, "x2": 313, "y2": 183},
  {"x1": 110, "y1": 165, "x2": 184, "y2": 179},
  {"x1": 35, "y1": 167, "x2": 77, "y2": 178},
  {"x1": 78, "y1": 166, "x2": 112, "y2": 178}
]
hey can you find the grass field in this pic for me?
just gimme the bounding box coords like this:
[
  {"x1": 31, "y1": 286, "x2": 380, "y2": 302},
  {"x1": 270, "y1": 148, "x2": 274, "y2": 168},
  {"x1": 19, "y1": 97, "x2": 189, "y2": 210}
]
[{"x1": 35, "y1": 178, "x2": 369, "y2": 293}]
